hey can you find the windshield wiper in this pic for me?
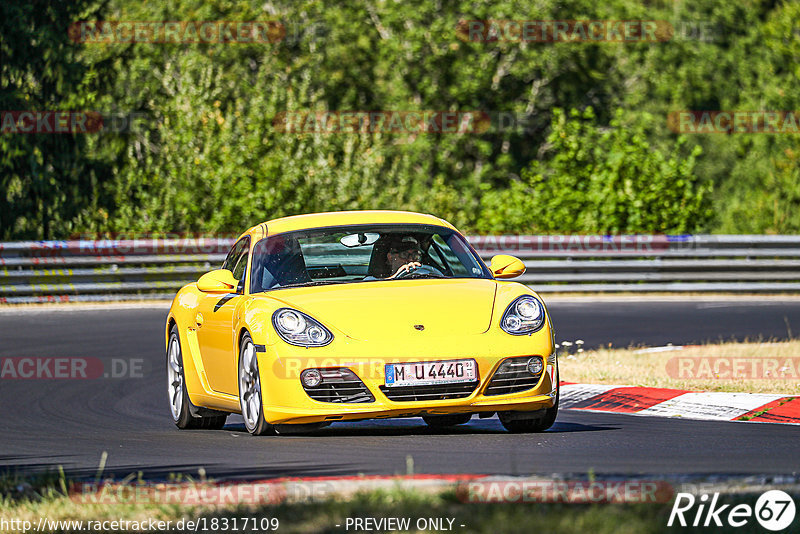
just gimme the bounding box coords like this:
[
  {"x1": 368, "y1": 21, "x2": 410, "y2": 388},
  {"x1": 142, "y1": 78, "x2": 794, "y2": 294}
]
[
  {"x1": 276, "y1": 280, "x2": 351, "y2": 289},
  {"x1": 405, "y1": 272, "x2": 446, "y2": 279}
]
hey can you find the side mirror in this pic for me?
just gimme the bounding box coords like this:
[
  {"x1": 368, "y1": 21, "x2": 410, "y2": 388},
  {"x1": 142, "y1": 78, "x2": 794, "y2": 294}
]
[
  {"x1": 197, "y1": 269, "x2": 239, "y2": 293},
  {"x1": 490, "y1": 254, "x2": 526, "y2": 279}
]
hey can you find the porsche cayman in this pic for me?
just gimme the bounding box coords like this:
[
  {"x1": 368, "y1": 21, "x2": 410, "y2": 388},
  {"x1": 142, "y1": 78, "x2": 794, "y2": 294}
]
[{"x1": 165, "y1": 210, "x2": 558, "y2": 434}]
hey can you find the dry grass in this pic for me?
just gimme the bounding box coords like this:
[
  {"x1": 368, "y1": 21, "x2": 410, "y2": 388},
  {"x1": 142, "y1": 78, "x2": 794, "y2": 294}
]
[{"x1": 559, "y1": 340, "x2": 800, "y2": 395}]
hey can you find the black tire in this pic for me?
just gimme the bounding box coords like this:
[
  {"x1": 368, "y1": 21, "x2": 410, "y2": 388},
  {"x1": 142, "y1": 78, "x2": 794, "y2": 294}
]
[
  {"x1": 238, "y1": 332, "x2": 273, "y2": 436},
  {"x1": 167, "y1": 325, "x2": 228, "y2": 430},
  {"x1": 499, "y1": 381, "x2": 559, "y2": 433},
  {"x1": 422, "y1": 413, "x2": 472, "y2": 428}
]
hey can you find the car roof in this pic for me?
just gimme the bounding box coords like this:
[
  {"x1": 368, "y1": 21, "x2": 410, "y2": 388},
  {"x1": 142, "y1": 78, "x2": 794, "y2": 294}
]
[{"x1": 239, "y1": 210, "x2": 457, "y2": 241}]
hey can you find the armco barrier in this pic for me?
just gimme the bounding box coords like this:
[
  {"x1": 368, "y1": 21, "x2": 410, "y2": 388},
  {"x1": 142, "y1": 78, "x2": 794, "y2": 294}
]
[{"x1": 2, "y1": 235, "x2": 800, "y2": 303}]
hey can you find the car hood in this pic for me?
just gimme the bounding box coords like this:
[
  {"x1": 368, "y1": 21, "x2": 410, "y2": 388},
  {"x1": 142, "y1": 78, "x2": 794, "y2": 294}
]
[{"x1": 264, "y1": 278, "x2": 498, "y2": 340}]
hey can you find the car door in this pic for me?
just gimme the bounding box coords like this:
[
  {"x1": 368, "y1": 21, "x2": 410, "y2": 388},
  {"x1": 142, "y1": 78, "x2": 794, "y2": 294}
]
[{"x1": 195, "y1": 236, "x2": 249, "y2": 395}]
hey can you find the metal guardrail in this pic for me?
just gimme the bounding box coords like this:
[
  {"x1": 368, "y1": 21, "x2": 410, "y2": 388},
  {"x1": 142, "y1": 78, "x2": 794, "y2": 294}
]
[{"x1": 2, "y1": 235, "x2": 800, "y2": 303}]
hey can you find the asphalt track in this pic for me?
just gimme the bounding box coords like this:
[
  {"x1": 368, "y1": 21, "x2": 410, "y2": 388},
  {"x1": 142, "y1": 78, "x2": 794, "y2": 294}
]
[{"x1": 1, "y1": 299, "x2": 798, "y2": 481}]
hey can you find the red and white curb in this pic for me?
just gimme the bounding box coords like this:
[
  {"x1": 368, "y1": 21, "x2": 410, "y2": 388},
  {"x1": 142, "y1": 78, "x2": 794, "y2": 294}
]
[{"x1": 560, "y1": 383, "x2": 800, "y2": 424}]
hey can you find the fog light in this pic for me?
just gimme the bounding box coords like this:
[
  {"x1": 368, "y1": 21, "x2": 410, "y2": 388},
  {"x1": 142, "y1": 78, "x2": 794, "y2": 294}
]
[
  {"x1": 301, "y1": 369, "x2": 322, "y2": 387},
  {"x1": 526, "y1": 357, "x2": 543, "y2": 375}
]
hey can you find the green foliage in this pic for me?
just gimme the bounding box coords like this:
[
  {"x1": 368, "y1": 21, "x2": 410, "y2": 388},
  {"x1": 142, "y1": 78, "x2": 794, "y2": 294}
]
[
  {"x1": 0, "y1": 0, "x2": 797, "y2": 238},
  {"x1": 477, "y1": 108, "x2": 711, "y2": 233},
  {"x1": 0, "y1": 0, "x2": 109, "y2": 239},
  {"x1": 710, "y1": 0, "x2": 800, "y2": 233}
]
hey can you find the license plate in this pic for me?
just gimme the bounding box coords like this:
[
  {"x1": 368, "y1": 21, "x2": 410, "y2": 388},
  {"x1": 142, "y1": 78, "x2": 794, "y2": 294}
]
[{"x1": 384, "y1": 359, "x2": 478, "y2": 387}]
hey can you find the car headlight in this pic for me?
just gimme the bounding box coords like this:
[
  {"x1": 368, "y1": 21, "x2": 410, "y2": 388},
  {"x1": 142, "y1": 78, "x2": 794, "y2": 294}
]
[
  {"x1": 272, "y1": 308, "x2": 333, "y2": 346},
  {"x1": 500, "y1": 295, "x2": 545, "y2": 335}
]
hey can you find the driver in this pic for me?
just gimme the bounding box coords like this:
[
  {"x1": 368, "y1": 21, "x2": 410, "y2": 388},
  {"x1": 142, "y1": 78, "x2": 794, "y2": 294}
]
[{"x1": 385, "y1": 236, "x2": 423, "y2": 279}]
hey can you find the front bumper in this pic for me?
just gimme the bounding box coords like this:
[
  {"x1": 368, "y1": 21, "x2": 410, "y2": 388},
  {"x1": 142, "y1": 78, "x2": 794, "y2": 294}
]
[{"x1": 259, "y1": 330, "x2": 557, "y2": 424}]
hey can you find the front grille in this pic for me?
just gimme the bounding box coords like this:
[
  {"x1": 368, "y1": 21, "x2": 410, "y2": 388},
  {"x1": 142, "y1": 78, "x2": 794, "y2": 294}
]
[
  {"x1": 379, "y1": 382, "x2": 478, "y2": 402},
  {"x1": 302, "y1": 368, "x2": 374, "y2": 403},
  {"x1": 483, "y1": 357, "x2": 542, "y2": 396}
]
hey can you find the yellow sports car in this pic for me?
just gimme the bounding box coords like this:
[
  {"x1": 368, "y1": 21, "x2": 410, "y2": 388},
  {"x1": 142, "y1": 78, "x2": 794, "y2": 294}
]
[{"x1": 165, "y1": 210, "x2": 558, "y2": 434}]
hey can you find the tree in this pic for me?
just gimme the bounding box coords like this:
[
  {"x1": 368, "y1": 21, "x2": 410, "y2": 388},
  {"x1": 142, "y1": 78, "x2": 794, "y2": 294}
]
[
  {"x1": 477, "y1": 108, "x2": 712, "y2": 233},
  {"x1": 0, "y1": 0, "x2": 109, "y2": 239}
]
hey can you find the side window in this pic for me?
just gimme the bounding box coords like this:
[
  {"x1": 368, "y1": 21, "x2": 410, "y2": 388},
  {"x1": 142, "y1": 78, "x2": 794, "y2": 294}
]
[
  {"x1": 432, "y1": 234, "x2": 469, "y2": 276},
  {"x1": 222, "y1": 237, "x2": 250, "y2": 283},
  {"x1": 425, "y1": 243, "x2": 447, "y2": 272},
  {"x1": 231, "y1": 246, "x2": 249, "y2": 281},
  {"x1": 222, "y1": 240, "x2": 244, "y2": 271}
]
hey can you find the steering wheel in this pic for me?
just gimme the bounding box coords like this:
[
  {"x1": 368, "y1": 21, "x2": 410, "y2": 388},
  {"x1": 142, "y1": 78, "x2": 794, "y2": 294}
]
[{"x1": 394, "y1": 264, "x2": 445, "y2": 279}]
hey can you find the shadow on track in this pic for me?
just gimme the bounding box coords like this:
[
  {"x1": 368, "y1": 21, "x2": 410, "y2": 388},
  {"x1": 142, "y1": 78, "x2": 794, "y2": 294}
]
[
  {"x1": 220, "y1": 417, "x2": 617, "y2": 437},
  {"x1": 0, "y1": 461, "x2": 356, "y2": 483}
]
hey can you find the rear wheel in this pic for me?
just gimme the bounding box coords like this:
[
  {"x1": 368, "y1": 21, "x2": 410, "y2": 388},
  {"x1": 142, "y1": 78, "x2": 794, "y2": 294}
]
[
  {"x1": 238, "y1": 332, "x2": 273, "y2": 435},
  {"x1": 167, "y1": 325, "x2": 227, "y2": 430},
  {"x1": 422, "y1": 413, "x2": 472, "y2": 428}
]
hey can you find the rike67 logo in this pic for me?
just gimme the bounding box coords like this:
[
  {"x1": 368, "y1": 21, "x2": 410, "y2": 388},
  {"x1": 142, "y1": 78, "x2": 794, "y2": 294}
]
[{"x1": 668, "y1": 490, "x2": 796, "y2": 531}]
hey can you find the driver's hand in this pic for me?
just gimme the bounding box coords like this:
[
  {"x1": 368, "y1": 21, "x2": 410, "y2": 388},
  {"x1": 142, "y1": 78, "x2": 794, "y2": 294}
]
[{"x1": 388, "y1": 262, "x2": 421, "y2": 279}]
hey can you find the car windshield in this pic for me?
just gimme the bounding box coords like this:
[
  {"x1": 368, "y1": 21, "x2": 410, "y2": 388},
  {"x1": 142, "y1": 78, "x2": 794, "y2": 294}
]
[{"x1": 249, "y1": 224, "x2": 492, "y2": 292}]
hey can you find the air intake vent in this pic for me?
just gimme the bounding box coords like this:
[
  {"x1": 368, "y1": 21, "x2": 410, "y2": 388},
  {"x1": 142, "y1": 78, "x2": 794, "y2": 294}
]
[
  {"x1": 302, "y1": 368, "x2": 374, "y2": 403},
  {"x1": 379, "y1": 382, "x2": 478, "y2": 402},
  {"x1": 483, "y1": 356, "x2": 543, "y2": 396}
]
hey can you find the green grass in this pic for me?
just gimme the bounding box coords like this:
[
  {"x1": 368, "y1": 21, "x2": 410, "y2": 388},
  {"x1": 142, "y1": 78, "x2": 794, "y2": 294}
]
[{"x1": 1, "y1": 472, "x2": 794, "y2": 533}]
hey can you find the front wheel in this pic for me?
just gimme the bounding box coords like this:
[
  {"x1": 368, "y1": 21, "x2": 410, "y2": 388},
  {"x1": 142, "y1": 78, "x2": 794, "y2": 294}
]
[
  {"x1": 238, "y1": 332, "x2": 272, "y2": 435},
  {"x1": 167, "y1": 326, "x2": 227, "y2": 430},
  {"x1": 500, "y1": 380, "x2": 559, "y2": 433}
]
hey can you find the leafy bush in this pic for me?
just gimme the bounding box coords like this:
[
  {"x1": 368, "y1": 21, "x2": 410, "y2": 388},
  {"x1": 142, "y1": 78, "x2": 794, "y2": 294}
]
[
  {"x1": 477, "y1": 108, "x2": 712, "y2": 233},
  {"x1": 1, "y1": 0, "x2": 797, "y2": 238}
]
